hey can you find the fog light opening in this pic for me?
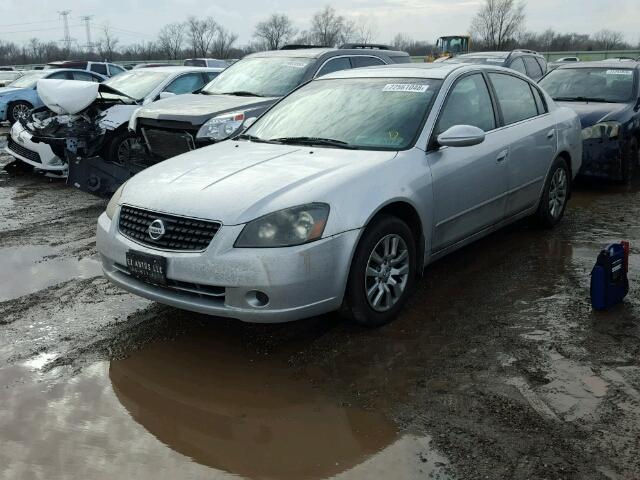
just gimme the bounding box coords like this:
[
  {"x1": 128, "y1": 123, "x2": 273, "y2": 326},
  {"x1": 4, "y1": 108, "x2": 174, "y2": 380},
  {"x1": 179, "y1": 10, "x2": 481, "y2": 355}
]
[{"x1": 246, "y1": 290, "x2": 270, "y2": 308}]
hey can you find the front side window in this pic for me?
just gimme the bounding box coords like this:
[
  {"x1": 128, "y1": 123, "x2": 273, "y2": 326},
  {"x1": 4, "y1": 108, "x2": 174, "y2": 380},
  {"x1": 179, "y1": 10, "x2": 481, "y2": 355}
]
[
  {"x1": 435, "y1": 74, "x2": 496, "y2": 136},
  {"x1": 246, "y1": 77, "x2": 441, "y2": 151},
  {"x1": 509, "y1": 58, "x2": 527, "y2": 75},
  {"x1": 539, "y1": 67, "x2": 636, "y2": 103},
  {"x1": 202, "y1": 57, "x2": 315, "y2": 97},
  {"x1": 164, "y1": 73, "x2": 205, "y2": 94},
  {"x1": 315, "y1": 57, "x2": 351, "y2": 78},
  {"x1": 109, "y1": 64, "x2": 125, "y2": 75},
  {"x1": 488, "y1": 73, "x2": 539, "y2": 125},
  {"x1": 523, "y1": 57, "x2": 543, "y2": 79}
]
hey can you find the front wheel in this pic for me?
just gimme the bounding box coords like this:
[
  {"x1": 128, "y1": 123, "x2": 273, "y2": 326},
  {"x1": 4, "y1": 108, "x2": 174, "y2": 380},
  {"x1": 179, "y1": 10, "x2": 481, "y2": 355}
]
[
  {"x1": 535, "y1": 157, "x2": 570, "y2": 228},
  {"x1": 104, "y1": 131, "x2": 146, "y2": 167},
  {"x1": 342, "y1": 215, "x2": 417, "y2": 327},
  {"x1": 7, "y1": 101, "x2": 32, "y2": 124}
]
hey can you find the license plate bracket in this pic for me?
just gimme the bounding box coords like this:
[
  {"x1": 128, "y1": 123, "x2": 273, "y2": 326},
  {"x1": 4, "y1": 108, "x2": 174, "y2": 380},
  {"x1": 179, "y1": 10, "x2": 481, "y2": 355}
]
[{"x1": 126, "y1": 251, "x2": 167, "y2": 285}]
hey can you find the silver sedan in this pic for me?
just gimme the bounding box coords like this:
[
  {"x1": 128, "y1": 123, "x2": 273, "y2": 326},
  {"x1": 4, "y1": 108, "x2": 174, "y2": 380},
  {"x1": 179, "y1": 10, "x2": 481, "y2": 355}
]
[{"x1": 97, "y1": 63, "x2": 582, "y2": 326}]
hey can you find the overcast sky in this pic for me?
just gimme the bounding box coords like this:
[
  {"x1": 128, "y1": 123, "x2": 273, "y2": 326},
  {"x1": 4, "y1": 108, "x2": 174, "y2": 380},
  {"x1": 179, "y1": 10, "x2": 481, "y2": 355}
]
[{"x1": 1, "y1": 0, "x2": 638, "y2": 48}]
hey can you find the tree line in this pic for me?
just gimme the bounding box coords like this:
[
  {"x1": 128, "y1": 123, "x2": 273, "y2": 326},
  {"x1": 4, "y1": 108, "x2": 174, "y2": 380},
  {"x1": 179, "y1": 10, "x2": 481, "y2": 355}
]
[{"x1": 0, "y1": 2, "x2": 637, "y2": 66}]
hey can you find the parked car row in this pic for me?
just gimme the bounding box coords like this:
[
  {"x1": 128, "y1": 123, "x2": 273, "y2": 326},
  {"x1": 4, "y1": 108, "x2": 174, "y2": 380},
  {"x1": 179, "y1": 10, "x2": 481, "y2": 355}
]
[{"x1": 2, "y1": 45, "x2": 639, "y2": 326}]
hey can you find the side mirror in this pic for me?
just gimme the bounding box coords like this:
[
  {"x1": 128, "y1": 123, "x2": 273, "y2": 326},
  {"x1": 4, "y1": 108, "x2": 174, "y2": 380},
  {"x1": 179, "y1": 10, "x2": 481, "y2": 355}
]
[
  {"x1": 243, "y1": 117, "x2": 257, "y2": 129},
  {"x1": 437, "y1": 125, "x2": 486, "y2": 148},
  {"x1": 159, "y1": 91, "x2": 176, "y2": 100}
]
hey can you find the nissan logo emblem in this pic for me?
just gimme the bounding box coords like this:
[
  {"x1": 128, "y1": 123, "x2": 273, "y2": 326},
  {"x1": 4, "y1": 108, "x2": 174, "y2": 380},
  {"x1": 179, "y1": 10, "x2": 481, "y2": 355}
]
[{"x1": 148, "y1": 219, "x2": 166, "y2": 240}]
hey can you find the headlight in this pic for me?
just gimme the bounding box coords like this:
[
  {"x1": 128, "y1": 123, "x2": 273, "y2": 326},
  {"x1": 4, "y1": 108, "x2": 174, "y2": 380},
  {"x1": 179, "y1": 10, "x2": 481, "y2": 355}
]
[
  {"x1": 196, "y1": 111, "x2": 246, "y2": 141},
  {"x1": 105, "y1": 183, "x2": 126, "y2": 220},
  {"x1": 582, "y1": 122, "x2": 621, "y2": 141},
  {"x1": 235, "y1": 203, "x2": 330, "y2": 248}
]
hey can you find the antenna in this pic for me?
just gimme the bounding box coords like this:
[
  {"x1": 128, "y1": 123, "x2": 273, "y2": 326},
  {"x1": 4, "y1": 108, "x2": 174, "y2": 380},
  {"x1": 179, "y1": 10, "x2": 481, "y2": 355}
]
[
  {"x1": 80, "y1": 15, "x2": 94, "y2": 51},
  {"x1": 58, "y1": 10, "x2": 73, "y2": 51}
]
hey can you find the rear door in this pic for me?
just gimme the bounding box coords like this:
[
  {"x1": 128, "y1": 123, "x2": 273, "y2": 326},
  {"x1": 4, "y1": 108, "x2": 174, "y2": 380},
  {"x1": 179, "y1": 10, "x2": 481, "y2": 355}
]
[
  {"x1": 487, "y1": 72, "x2": 557, "y2": 216},
  {"x1": 428, "y1": 73, "x2": 509, "y2": 250}
]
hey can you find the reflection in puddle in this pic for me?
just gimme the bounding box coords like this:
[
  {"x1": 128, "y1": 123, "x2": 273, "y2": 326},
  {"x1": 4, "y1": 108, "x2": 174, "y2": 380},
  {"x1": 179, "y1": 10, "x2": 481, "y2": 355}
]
[
  {"x1": 110, "y1": 333, "x2": 407, "y2": 480},
  {"x1": 0, "y1": 246, "x2": 102, "y2": 301}
]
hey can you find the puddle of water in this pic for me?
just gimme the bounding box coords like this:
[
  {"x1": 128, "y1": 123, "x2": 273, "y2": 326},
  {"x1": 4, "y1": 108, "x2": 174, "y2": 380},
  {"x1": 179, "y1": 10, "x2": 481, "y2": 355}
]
[
  {"x1": 0, "y1": 331, "x2": 449, "y2": 480},
  {"x1": 0, "y1": 245, "x2": 102, "y2": 301}
]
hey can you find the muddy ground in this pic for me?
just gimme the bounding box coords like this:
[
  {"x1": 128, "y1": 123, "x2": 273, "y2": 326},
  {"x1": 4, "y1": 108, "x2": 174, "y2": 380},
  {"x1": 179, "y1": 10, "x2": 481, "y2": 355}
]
[{"x1": 0, "y1": 131, "x2": 639, "y2": 480}]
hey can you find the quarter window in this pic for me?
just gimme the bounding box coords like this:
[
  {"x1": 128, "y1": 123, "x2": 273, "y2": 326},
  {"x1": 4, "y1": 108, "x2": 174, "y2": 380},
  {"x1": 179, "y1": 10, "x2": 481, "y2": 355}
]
[
  {"x1": 351, "y1": 56, "x2": 385, "y2": 68},
  {"x1": 435, "y1": 74, "x2": 496, "y2": 136},
  {"x1": 489, "y1": 73, "x2": 539, "y2": 125},
  {"x1": 531, "y1": 86, "x2": 547, "y2": 114},
  {"x1": 315, "y1": 57, "x2": 351, "y2": 78}
]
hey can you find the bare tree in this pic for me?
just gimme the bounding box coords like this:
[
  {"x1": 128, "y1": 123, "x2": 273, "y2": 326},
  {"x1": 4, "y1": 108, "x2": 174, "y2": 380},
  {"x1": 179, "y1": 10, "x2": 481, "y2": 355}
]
[
  {"x1": 97, "y1": 22, "x2": 119, "y2": 60},
  {"x1": 158, "y1": 22, "x2": 185, "y2": 59},
  {"x1": 470, "y1": 0, "x2": 526, "y2": 50},
  {"x1": 310, "y1": 6, "x2": 345, "y2": 46},
  {"x1": 353, "y1": 17, "x2": 378, "y2": 44},
  {"x1": 254, "y1": 14, "x2": 296, "y2": 50},
  {"x1": 211, "y1": 25, "x2": 238, "y2": 58},
  {"x1": 187, "y1": 16, "x2": 218, "y2": 57},
  {"x1": 592, "y1": 30, "x2": 625, "y2": 51}
]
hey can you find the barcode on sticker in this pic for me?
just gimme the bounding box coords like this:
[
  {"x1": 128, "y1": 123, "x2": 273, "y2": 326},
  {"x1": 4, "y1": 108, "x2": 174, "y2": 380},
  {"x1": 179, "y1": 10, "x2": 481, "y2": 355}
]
[
  {"x1": 486, "y1": 59, "x2": 504, "y2": 63},
  {"x1": 606, "y1": 70, "x2": 633, "y2": 76},
  {"x1": 284, "y1": 62, "x2": 306, "y2": 69},
  {"x1": 383, "y1": 84, "x2": 429, "y2": 93}
]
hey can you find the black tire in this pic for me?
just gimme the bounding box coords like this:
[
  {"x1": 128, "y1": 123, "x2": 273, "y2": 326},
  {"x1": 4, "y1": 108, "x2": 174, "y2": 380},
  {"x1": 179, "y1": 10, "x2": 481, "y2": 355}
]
[
  {"x1": 342, "y1": 215, "x2": 417, "y2": 327},
  {"x1": 620, "y1": 138, "x2": 638, "y2": 185},
  {"x1": 104, "y1": 130, "x2": 144, "y2": 166},
  {"x1": 536, "y1": 157, "x2": 570, "y2": 228},
  {"x1": 7, "y1": 100, "x2": 32, "y2": 124}
]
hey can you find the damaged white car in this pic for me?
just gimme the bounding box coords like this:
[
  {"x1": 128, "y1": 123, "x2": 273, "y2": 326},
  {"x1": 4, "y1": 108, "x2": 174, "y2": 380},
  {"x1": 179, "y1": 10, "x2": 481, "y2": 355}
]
[{"x1": 7, "y1": 66, "x2": 222, "y2": 193}]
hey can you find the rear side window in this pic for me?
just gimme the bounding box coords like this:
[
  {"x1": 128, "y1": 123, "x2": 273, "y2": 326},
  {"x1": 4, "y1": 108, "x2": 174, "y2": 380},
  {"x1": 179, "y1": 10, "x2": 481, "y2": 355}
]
[
  {"x1": 524, "y1": 57, "x2": 543, "y2": 80},
  {"x1": 509, "y1": 57, "x2": 527, "y2": 75},
  {"x1": 489, "y1": 73, "x2": 539, "y2": 125},
  {"x1": 536, "y1": 57, "x2": 547, "y2": 75},
  {"x1": 109, "y1": 64, "x2": 125, "y2": 76},
  {"x1": 531, "y1": 86, "x2": 547, "y2": 114},
  {"x1": 204, "y1": 71, "x2": 220, "y2": 82},
  {"x1": 91, "y1": 63, "x2": 108, "y2": 75},
  {"x1": 315, "y1": 57, "x2": 351, "y2": 78},
  {"x1": 351, "y1": 56, "x2": 385, "y2": 68},
  {"x1": 72, "y1": 71, "x2": 99, "y2": 82},
  {"x1": 47, "y1": 71, "x2": 71, "y2": 80},
  {"x1": 390, "y1": 55, "x2": 411, "y2": 64},
  {"x1": 184, "y1": 59, "x2": 206, "y2": 67},
  {"x1": 435, "y1": 73, "x2": 496, "y2": 136}
]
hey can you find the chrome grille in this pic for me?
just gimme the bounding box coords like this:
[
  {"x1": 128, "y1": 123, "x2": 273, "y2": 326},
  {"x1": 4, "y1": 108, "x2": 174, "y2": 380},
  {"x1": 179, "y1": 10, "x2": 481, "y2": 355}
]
[{"x1": 118, "y1": 205, "x2": 220, "y2": 251}]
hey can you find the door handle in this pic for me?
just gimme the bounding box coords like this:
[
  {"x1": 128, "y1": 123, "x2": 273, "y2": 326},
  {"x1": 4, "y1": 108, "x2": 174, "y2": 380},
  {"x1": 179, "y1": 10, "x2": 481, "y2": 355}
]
[
  {"x1": 547, "y1": 129, "x2": 555, "y2": 139},
  {"x1": 496, "y1": 149, "x2": 509, "y2": 163}
]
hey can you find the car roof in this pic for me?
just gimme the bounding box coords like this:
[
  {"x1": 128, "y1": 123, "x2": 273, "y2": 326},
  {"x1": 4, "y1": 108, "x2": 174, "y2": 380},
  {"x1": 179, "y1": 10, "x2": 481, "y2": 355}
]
[
  {"x1": 246, "y1": 47, "x2": 407, "y2": 60},
  {"x1": 322, "y1": 62, "x2": 470, "y2": 80},
  {"x1": 556, "y1": 60, "x2": 640, "y2": 70},
  {"x1": 132, "y1": 66, "x2": 224, "y2": 73}
]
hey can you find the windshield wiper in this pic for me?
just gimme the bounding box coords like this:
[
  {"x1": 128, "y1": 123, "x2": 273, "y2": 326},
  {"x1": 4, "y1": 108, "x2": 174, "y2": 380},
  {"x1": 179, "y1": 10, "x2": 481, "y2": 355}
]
[
  {"x1": 267, "y1": 136, "x2": 359, "y2": 149},
  {"x1": 236, "y1": 133, "x2": 278, "y2": 144},
  {"x1": 218, "y1": 90, "x2": 264, "y2": 97},
  {"x1": 553, "y1": 96, "x2": 609, "y2": 103}
]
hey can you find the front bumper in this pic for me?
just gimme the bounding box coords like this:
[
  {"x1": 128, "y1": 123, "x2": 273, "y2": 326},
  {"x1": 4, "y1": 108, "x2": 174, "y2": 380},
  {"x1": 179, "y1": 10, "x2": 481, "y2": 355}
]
[
  {"x1": 5, "y1": 122, "x2": 66, "y2": 172},
  {"x1": 579, "y1": 138, "x2": 624, "y2": 180},
  {"x1": 97, "y1": 210, "x2": 360, "y2": 323}
]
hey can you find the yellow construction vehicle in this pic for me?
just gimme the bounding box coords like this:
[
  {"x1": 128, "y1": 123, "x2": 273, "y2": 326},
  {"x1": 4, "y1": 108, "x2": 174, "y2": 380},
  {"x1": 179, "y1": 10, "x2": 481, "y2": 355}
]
[{"x1": 428, "y1": 35, "x2": 471, "y2": 62}]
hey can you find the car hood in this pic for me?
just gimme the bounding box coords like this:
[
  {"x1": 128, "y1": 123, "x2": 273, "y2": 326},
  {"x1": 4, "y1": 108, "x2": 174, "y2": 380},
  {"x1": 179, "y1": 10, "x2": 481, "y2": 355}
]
[
  {"x1": 555, "y1": 101, "x2": 630, "y2": 128},
  {"x1": 135, "y1": 93, "x2": 278, "y2": 126},
  {"x1": 120, "y1": 141, "x2": 397, "y2": 225}
]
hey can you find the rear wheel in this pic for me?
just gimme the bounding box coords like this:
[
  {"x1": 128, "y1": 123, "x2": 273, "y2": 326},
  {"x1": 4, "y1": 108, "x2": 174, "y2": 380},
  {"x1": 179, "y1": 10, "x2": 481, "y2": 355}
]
[
  {"x1": 536, "y1": 157, "x2": 570, "y2": 228},
  {"x1": 7, "y1": 101, "x2": 32, "y2": 124},
  {"x1": 343, "y1": 215, "x2": 417, "y2": 327}
]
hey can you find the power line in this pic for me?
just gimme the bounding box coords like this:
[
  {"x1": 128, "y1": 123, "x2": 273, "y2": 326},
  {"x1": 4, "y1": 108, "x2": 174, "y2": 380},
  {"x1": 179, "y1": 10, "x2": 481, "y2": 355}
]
[
  {"x1": 0, "y1": 19, "x2": 60, "y2": 28},
  {"x1": 90, "y1": 22, "x2": 154, "y2": 39},
  {"x1": 80, "y1": 15, "x2": 94, "y2": 51},
  {"x1": 58, "y1": 10, "x2": 74, "y2": 50},
  {"x1": 0, "y1": 24, "x2": 83, "y2": 35}
]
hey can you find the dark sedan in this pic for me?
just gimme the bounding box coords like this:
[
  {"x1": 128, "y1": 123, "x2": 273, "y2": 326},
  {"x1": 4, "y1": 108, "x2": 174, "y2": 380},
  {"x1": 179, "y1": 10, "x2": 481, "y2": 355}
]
[{"x1": 539, "y1": 61, "x2": 640, "y2": 183}]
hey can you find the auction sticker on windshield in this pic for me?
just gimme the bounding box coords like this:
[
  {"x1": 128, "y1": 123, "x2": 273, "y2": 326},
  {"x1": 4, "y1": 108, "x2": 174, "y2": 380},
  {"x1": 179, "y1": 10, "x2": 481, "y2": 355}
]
[
  {"x1": 284, "y1": 62, "x2": 307, "y2": 69},
  {"x1": 382, "y1": 84, "x2": 429, "y2": 93},
  {"x1": 606, "y1": 70, "x2": 633, "y2": 75}
]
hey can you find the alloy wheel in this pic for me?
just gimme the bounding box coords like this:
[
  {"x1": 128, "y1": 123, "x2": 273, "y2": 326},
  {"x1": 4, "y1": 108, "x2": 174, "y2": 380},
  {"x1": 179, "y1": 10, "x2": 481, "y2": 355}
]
[
  {"x1": 548, "y1": 168, "x2": 567, "y2": 219},
  {"x1": 116, "y1": 137, "x2": 143, "y2": 166},
  {"x1": 365, "y1": 234, "x2": 410, "y2": 312},
  {"x1": 12, "y1": 103, "x2": 30, "y2": 121}
]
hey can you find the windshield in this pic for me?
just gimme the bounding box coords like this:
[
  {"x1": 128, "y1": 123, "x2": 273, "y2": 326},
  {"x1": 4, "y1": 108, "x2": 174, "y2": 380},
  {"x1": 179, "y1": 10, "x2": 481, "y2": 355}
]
[
  {"x1": 0, "y1": 72, "x2": 20, "y2": 81},
  {"x1": 202, "y1": 57, "x2": 314, "y2": 97},
  {"x1": 7, "y1": 72, "x2": 47, "y2": 88},
  {"x1": 539, "y1": 67, "x2": 636, "y2": 103},
  {"x1": 103, "y1": 70, "x2": 172, "y2": 100},
  {"x1": 448, "y1": 56, "x2": 506, "y2": 66},
  {"x1": 245, "y1": 77, "x2": 441, "y2": 151}
]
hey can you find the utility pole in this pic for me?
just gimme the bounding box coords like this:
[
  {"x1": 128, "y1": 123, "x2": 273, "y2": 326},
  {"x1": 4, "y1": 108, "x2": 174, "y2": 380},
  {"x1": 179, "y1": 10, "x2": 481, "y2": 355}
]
[
  {"x1": 58, "y1": 10, "x2": 73, "y2": 51},
  {"x1": 80, "y1": 15, "x2": 94, "y2": 52}
]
